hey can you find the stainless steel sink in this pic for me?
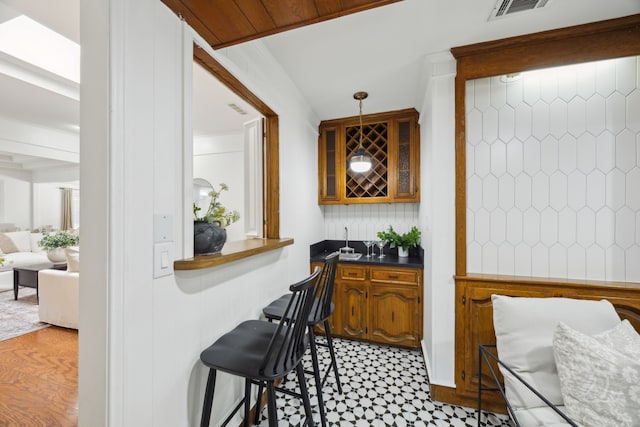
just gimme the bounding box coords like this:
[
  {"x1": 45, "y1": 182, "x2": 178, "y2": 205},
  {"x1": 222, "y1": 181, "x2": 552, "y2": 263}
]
[{"x1": 338, "y1": 252, "x2": 362, "y2": 261}]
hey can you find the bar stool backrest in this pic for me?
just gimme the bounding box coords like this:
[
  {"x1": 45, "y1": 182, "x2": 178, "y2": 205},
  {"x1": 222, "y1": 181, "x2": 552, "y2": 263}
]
[
  {"x1": 260, "y1": 267, "x2": 321, "y2": 377},
  {"x1": 310, "y1": 252, "x2": 339, "y2": 323}
]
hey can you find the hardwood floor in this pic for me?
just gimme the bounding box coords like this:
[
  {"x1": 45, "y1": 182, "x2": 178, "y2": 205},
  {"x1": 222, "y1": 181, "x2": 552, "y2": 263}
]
[{"x1": 0, "y1": 327, "x2": 78, "y2": 426}]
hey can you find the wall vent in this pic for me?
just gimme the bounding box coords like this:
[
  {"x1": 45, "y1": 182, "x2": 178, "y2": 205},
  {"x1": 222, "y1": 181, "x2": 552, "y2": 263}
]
[{"x1": 489, "y1": 0, "x2": 550, "y2": 20}]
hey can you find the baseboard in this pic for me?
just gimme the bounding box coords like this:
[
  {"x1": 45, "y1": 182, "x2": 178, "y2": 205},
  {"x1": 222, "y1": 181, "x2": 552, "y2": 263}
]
[
  {"x1": 420, "y1": 340, "x2": 432, "y2": 380},
  {"x1": 430, "y1": 384, "x2": 507, "y2": 415}
]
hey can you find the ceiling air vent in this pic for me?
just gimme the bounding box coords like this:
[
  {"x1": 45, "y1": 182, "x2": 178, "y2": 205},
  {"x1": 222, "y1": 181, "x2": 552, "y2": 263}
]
[
  {"x1": 227, "y1": 103, "x2": 248, "y2": 115},
  {"x1": 489, "y1": 0, "x2": 550, "y2": 20}
]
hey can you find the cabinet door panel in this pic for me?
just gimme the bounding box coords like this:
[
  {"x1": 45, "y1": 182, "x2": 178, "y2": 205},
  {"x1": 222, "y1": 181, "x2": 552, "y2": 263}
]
[
  {"x1": 318, "y1": 127, "x2": 341, "y2": 203},
  {"x1": 337, "y1": 280, "x2": 368, "y2": 339},
  {"x1": 392, "y1": 117, "x2": 419, "y2": 201},
  {"x1": 461, "y1": 286, "x2": 548, "y2": 396},
  {"x1": 370, "y1": 284, "x2": 420, "y2": 347}
]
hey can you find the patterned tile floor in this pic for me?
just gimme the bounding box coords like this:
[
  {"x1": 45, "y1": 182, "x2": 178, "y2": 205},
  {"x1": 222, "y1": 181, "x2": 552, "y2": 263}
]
[{"x1": 258, "y1": 337, "x2": 512, "y2": 426}]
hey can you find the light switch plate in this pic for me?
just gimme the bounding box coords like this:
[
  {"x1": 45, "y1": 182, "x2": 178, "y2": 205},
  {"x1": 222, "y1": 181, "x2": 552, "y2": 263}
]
[
  {"x1": 154, "y1": 214, "x2": 173, "y2": 242},
  {"x1": 153, "y1": 241, "x2": 174, "y2": 278}
]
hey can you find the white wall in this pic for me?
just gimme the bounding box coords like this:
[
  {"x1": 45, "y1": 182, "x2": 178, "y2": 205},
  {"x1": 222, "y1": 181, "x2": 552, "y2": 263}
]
[
  {"x1": 80, "y1": 1, "x2": 323, "y2": 426},
  {"x1": 193, "y1": 133, "x2": 244, "y2": 242},
  {"x1": 466, "y1": 57, "x2": 640, "y2": 282},
  {"x1": 419, "y1": 53, "x2": 457, "y2": 388},
  {"x1": 0, "y1": 173, "x2": 31, "y2": 229}
]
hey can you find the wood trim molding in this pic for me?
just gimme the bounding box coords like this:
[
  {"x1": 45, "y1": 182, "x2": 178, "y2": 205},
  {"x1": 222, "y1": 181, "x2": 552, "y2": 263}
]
[
  {"x1": 451, "y1": 14, "x2": 640, "y2": 278},
  {"x1": 193, "y1": 45, "x2": 280, "y2": 239},
  {"x1": 265, "y1": 117, "x2": 279, "y2": 239},
  {"x1": 431, "y1": 384, "x2": 506, "y2": 414},
  {"x1": 174, "y1": 238, "x2": 293, "y2": 270},
  {"x1": 456, "y1": 273, "x2": 640, "y2": 291},
  {"x1": 319, "y1": 108, "x2": 419, "y2": 128},
  {"x1": 451, "y1": 14, "x2": 640, "y2": 80}
]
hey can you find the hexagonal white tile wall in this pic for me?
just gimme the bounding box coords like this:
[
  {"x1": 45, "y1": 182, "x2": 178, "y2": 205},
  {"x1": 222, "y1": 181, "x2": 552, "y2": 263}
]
[
  {"x1": 498, "y1": 242, "x2": 515, "y2": 274},
  {"x1": 498, "y1": 174, "x2": 515, "y2": 211},
  {"x1": 490, "y1": 209, "x2": 506, "y2": 244},
  {"x1": 549, "y1": 172, "x2": 568, "y2": 211},
  {"x1": 576, "y1": 133, "x2": 596, "y2": 174},
  {"x1": 567, "y1": 97, "x2": 586, "y2": 137},
  {"x1": 490, "y1": 76, "x2": 506, "y2": 110},
  {"x1": 549, "y1": 243, "x2": 567, "y2": 278},
  {"x1": 466, "y1": 56, "x2": 640, "y2": 281},
  {"x1": 491, "y1": 142, "x2": 507, "y2": 177},
  {"x1": 627, "y1": 90, "x2": 640, "y2": 132},
  {"x1": 586, "y1": 94, "x2": 606, "y2": 136},
  {"x1": 540, "y1": 136, "x2": 559, "y2": 175}
]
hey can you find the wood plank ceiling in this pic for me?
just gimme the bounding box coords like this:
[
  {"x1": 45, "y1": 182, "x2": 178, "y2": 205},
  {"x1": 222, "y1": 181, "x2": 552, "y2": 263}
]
[{"x1": 160, "y1": 0, "x2": 400, "y2": 49}]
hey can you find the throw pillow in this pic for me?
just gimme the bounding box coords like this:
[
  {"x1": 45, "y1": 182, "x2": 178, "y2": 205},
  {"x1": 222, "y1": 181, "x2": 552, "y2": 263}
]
[
  {"x1": 553, "y1": 321, "x2": 640, "y2": 427},
  {"x1": 0, "y1": 233, "x2": 18, "y2": 254},
  {"x1": 65, "y1": 246, "x2": 80, "y2": 272},
  {"x1": 3, "y1": 231, "x2": 31, "y2": 252},
  {"x1": 594, "y1": 319, "x2": 640, "y2": 359}
]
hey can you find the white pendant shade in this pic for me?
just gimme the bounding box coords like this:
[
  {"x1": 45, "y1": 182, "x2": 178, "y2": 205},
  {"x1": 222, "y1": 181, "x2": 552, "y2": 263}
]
[
  {"x1": 350, "y1": 149, "x2": 372, "y2": 172},
  {"x1": 350, "y1": 91, "x2": 372, "y2": 173}
]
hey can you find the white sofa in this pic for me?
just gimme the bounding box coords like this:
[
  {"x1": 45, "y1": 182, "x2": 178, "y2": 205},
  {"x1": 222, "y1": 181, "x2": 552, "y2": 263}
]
[
  {"x1": 0, "y1": 230, "x2": 49, "y2": 290},
  {"x1": 38, "y1": 269, "x2": 79, "y2": 329}
]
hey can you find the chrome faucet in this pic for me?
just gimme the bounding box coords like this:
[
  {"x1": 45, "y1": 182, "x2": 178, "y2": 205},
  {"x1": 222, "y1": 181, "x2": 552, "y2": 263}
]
[{"x1": 340, "y1": 226, "x2": 354, "y2": 253}]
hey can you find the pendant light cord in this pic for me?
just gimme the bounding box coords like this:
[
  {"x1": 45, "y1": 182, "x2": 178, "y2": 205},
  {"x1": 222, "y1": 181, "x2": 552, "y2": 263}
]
[{"x1": 358, "y1": 98, "x2": 364, "y2": 151}]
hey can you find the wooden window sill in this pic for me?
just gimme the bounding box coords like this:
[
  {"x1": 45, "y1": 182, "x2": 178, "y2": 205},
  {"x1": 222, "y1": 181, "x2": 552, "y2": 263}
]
[{"x1": 174, "y1": 238, "x2": 294, "y2": 271}]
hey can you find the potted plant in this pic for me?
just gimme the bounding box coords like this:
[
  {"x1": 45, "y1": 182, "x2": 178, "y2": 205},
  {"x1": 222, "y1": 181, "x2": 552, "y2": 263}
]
[
  {"x1": 38, "y1": 230, "x2": 80, "y2": 262},
  {"x1": 193, "y1": 182, "x2": 240, "y2": 255},
  {"x1": 377, "y1": 225, "x2": 421, "y2": 257}
]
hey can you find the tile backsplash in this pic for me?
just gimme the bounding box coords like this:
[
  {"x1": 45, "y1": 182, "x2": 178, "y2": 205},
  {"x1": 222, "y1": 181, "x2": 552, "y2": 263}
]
[
  {"x1": 322, "y1": 203, "x2": 419, "y2": 241},
  {"x1": 466, "y1": 56, "x2": 640, "y2": 282}
]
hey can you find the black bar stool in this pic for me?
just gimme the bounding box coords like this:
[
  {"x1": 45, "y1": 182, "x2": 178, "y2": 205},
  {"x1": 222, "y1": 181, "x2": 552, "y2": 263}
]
[
  {"x1": 259, "y1": 252, "x2": 341, "y2": 427},
  {"x1": 199, "y1": 267, "x2": 321, "y2": 427}
]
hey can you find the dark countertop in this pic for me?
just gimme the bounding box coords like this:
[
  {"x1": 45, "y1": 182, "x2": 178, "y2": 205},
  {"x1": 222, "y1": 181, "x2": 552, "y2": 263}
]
[{"x1": 310, "y1": 240, "x2": 424, "y2": 268}]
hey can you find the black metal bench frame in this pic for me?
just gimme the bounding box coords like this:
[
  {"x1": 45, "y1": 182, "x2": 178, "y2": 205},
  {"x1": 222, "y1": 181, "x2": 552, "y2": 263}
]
[{"x1": 477, "y1": 344, "x2": 578, "y2": 427}]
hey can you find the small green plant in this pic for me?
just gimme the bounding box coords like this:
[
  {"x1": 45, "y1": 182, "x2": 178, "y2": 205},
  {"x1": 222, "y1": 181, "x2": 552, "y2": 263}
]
[
  {"x1": 377, "y1": 225, "x2": 421, "y2": 251},
  {"x1": 193, "y1": 183, "x2": 240, "y2": 227},
  {"x1": 38, "y1": 230, "x2": 79, "y2": 251}
]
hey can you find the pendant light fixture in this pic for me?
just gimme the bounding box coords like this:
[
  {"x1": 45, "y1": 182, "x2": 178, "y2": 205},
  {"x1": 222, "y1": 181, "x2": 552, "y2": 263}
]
[{"x1": 349, "y1": 91, "x2": 372, "y2": 173}]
